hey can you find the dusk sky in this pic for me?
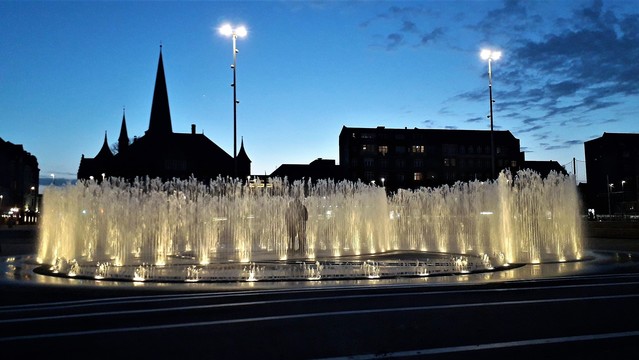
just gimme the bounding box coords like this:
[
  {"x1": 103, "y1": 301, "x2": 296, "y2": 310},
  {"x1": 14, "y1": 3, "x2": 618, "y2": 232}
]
[{"x1": 2, "y1": 0, "x2": 638, "y2": 184}]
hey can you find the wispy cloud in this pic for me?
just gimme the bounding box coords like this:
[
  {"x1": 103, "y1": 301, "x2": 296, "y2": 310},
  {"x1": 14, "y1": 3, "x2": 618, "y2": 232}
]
[
  {"x1": 362, "y1": 0, "x2": 635, "y2": 155},
  {"x1": 361, "y1": 4, "x2": 445, "y2": 50},
  {"x1": 545, "y1": 139, "x2": 583, "y2": 150},
  {"x1": 450, "y1": 0, "x2": 636, "y2": 152},
  {"x1": 504, "y1": 0, "x2": 639, "y2": 117}
]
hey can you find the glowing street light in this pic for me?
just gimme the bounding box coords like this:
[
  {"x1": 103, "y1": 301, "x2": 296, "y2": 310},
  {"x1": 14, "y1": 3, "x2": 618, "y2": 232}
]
[
  {"x1": 480, "y1": 48, "x2": 502, "y2": 179},
  {"x1": 607, "y1": 177, "x2": 614, "y2": 215},
  {"x1": 219, "y1": 23, "x2": 248, "y2": 178}
]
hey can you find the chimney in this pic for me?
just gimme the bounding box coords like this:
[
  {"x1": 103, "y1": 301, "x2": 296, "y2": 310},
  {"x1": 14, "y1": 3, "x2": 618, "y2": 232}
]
[{"x1": 191, "y1": 124, "x2": 196, "y2": 134}]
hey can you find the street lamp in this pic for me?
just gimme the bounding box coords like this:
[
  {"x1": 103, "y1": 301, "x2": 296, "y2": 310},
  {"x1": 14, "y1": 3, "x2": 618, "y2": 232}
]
[
  {"x1": 219, "y1": 23, "x2": 248, "y2": 178},
  {"x1": 480, "y1": 48, "x2": 502, "y2": 180},
  {"x1": 30, "y1": 186, "x2": 35, "y2": 212},
  {"x1": 608, "y1": 181, "x2": 614, "y2": 215}
]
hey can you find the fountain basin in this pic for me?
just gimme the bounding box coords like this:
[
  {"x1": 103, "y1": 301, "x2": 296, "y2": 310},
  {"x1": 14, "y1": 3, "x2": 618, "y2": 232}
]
[{"x1": 33, "y1": 251, "x2": 512, "y2": 282}]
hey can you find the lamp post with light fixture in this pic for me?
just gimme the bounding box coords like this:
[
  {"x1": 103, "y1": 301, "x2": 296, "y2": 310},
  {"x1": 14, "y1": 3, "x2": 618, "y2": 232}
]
[
  {"x1": 480, "y1": 49, "x2": 502, "y2": 180},
  {"x1": 219, "y1": 23, "x2": 247, "y2": 178}
]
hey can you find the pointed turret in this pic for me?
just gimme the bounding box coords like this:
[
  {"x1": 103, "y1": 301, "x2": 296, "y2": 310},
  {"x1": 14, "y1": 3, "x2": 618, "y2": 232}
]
[
  {"x1": 237, "y1": 137, "x2": 252, "y2": 178},
  {"x1": 118, "y1": 108, "x2": 130, "y2": 153},
  {"x1": 95, "y1": 131, "x2": 114, "y2": 160},
  {"x1": 147, "y1": 46, "x2": 173, "y2": 137}
]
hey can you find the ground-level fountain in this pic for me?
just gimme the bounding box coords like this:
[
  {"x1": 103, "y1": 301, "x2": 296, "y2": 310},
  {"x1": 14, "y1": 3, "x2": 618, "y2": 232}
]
[{"x1": 34, "y1": 170, "x2": 584, "y2": 282}]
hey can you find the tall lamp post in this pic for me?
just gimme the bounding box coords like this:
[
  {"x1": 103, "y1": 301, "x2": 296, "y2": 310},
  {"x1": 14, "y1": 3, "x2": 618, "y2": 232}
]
[
  {"x1": 219, "y1": 23, "x2": 248, "y2": 178},
  {"x1": 480, "y1": 49, "x2": 502, "y2": 180}
]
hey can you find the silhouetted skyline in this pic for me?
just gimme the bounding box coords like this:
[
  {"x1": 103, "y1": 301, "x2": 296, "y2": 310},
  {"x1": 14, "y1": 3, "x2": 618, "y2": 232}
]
[{"x1": 2, "y1": 0, "x2": 637, "y2": 183}]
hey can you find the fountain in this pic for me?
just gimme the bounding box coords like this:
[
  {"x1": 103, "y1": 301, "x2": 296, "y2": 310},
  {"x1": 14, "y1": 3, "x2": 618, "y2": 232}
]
[{"x1": 34, "y1": 169, "x2": 584, "y2": 282}]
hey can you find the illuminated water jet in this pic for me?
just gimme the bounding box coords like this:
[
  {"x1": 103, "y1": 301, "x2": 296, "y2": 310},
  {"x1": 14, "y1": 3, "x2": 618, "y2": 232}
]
[{"x1": 35, "y1": 170, "x2": 583, "y2": 282}]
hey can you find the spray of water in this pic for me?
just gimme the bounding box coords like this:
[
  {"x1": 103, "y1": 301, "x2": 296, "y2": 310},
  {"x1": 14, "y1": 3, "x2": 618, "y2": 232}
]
[{"x1": 36, "y1": 170, "x2": 583, "y2": 281}]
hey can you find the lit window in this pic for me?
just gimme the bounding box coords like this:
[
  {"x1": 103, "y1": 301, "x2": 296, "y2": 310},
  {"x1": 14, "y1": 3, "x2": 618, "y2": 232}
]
[
  {"x1": 362, "y1": 144, "x2": 375, "y2": 152},
  {"x1": 412, "y1": 145, "x2": 425, "y2": 153},
  {"x1": 364, "y1": 158, "x2": 374, "y2": 167},
  {"x1": 379, "y1": 145, "x2": 388, "y2": 155},
  {"x1": 414, "y1": 172, "x2": 423, "y2": 181}
]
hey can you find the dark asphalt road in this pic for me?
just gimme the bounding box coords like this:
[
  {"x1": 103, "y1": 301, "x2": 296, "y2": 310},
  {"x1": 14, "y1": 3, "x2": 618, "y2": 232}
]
[{"x1": 2, "y1": 224, "x2": 639, "y2": 358}]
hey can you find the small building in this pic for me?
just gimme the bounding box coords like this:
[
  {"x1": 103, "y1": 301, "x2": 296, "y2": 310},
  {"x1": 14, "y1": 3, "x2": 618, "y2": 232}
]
[
  {"x1": 78, "y1": 48, "x2": 251, "y2": 182},
  {"x1": 270, "y1": 158, "x2": 344, "y2": 183},
  {"x1": 523, "y1": 160, "x2": 568, "y2": 178}
]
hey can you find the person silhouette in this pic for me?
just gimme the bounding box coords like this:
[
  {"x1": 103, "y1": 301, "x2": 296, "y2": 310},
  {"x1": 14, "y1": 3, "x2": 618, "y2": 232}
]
[{"x1": 286, "y1": 197, "x2": 308, "y2": 254}]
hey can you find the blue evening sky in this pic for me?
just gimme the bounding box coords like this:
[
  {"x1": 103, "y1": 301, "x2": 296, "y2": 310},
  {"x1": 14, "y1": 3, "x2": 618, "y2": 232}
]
[{"x1": 2, "y1": 0, "x2": 638, "y2": 184}]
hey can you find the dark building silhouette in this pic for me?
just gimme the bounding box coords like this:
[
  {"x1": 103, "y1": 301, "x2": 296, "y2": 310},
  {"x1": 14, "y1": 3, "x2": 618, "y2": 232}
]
[
  {"x1": 0, "y1": 137, "x2": 39, "y2": 219},
  {"x1": 585, "y1": 132, "x2": 639, "y2": 215},
  {"x1": 339, "y1": 126, "x2": 525, "y2": 191},
  {"x1": 270, "y1": 158, "x2": 344, "y2": 183},
  {"x1": 78, "y1": 48, "x2": 251, "y2": 182},
  {"x1": 523, "y1": 160, "x2": 568, "y2": 178}
]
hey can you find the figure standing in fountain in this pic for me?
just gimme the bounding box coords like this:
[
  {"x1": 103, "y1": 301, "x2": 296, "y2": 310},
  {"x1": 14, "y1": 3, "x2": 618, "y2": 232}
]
[{"x1": 286, "y1": 197, "x2": 308, "y2": 255}]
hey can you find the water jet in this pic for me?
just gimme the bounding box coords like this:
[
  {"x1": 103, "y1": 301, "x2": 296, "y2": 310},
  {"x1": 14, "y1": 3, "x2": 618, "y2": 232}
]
[{"x1": 35, "y1": 170, "x2": 583, "y2": 282}]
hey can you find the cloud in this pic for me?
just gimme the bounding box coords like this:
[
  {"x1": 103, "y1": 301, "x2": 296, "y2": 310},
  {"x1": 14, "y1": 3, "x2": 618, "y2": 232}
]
[
  {"x1": 507, "y1": 1, "x2": 639, "y2": 112},
  {"x1": 532, "y1": 132, "x2": 551, "y2": 141},
  {"x1": 564, "y1": 139, "x2": 583, "y2": 146},
  {"x1": 401, "y1": 20, "x2": 419, "y2": 34},
  {"x1": 362, "y1": 4, "x2": 445, "y2": 50},
  {"x1": 473, "y1": 0, "x2": 537, "y2": 37},
  {"x1": 386, "y1": 33, "x2": 403, "y2": 50},
  {"x1": 519, "y1": 125, "x2": 544, "y2": 133},
  {"x1": 419, "y1": 27, "x2": 444, "y2": 46},
  {"x1": 465, "y1": 116, "x2": 485, "y2": 123},
  {"x1": 444, "y1": 0, "x2": 638, "y2": 153}
]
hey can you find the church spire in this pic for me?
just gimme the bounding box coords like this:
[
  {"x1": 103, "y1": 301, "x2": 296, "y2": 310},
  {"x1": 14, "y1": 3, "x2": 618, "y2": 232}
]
[
  {"x1": 118, "y1": 107, "x2": 129, "y2": 153},
  {"x1": 147, "y1": 45, "x2": 173, "y2": 136}
]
